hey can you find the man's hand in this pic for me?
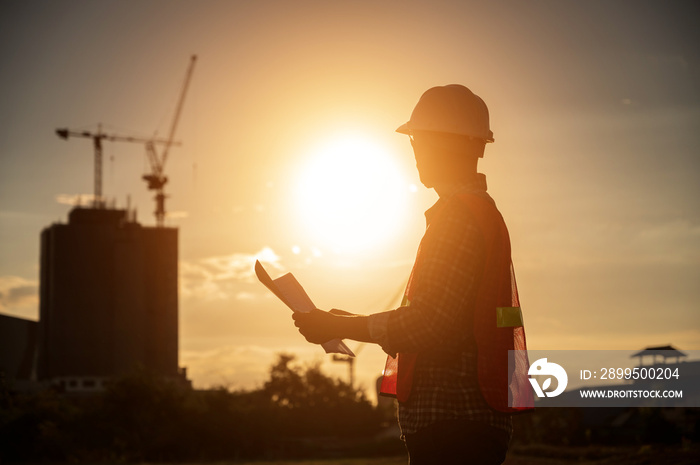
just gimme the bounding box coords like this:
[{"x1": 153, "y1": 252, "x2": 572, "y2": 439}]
[
  {"x1": 292, "y1": 308, "x2": 340, "y2": 344},
  {"x1": 292, "y1": 308, "x2": 372, "y2": 345}
]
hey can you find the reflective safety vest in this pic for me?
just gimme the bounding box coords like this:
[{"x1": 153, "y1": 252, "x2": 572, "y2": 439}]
[{"x1": 379, "y1": 193, "x2": 534, "y2": 413}]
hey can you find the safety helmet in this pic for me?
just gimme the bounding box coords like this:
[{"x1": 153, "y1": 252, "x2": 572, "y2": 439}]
[{"x1": 396, "y1": 84, "x2": 494, "y2": 143}]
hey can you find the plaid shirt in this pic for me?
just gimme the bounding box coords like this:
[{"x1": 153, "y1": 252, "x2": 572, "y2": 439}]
[{"x1": 369, "y1": 174, "x2": 513, "y2": 437}]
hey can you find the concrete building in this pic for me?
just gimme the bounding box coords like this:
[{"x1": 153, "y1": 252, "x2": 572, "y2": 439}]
[
  {"x1": 37, "y1": 206, "x2": 185, "y2": 392},
  {"x1": 0, "y1": 313, "x2": 38, "y2": 389}
]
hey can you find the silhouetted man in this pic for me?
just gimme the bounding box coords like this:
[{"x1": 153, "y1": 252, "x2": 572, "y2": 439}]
[{"x1": 294, "y1": 85, "x2": 531, "y2": 464}]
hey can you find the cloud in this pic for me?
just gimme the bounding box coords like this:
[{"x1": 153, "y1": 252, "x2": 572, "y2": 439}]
[
  {"x1": 180, "y1": 247, "x2": 282, "y2": 301},
  {"x1": 0, "y1": 276, "x2": 39, "y2": 320},
  {"x1": 202, "y1": 247, "x2": 281, "y2": 282},
  {"x1": 234, "y1": 292, "x2": 257, "y2": 300},
  {"x1": 55, "y1": 193, "x2": 98, "y2": 206},
  {"x1": 166, "y1": 210, "x2": 189, "y2": 219}
]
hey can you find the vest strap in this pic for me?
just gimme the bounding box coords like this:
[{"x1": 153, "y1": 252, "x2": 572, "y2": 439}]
[{"x1": 496, "y1": 307, "x2": 524, "y2": 328}]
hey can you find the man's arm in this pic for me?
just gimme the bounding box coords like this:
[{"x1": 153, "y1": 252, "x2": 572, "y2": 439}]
[{"x1": 292, "y1": 309, "x2": 374, "y2": 344}]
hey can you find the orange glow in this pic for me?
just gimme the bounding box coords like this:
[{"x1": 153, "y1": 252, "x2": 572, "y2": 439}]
[
  {"x1": 294, "y1": 135, "x2": 410, "y2": 254},
  {"x1": 2, "y1": 1, "x2": 698, "y2": 397}
]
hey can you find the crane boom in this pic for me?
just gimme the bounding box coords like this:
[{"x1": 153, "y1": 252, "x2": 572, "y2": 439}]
[
  {"x1": 56, "y1": 128, "x2": 173, "y2": 145},
  {"x1": 160, "y1": 55, "x2": 197, "y2": 172},
  {"x1": 55, "y1": 125, "x2": 179, "y2": 205}
]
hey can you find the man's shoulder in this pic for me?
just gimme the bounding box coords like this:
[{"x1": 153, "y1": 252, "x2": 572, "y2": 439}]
[
  {"x1": 428, "y1": 192, "x2": 504, "y2": 245},
  {"x1": 427, "y1": 195, "x2": 484, "y2": 238},
  {"x1": 442, "y1": 192, "x2": 495, "y2": 218}
]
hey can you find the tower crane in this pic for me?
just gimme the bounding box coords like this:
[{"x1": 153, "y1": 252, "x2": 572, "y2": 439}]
[{"x1": 55, "y1": 54, "x2": 196, "y2": 226}]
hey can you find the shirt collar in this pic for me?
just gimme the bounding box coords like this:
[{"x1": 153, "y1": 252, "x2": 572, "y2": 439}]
[{"x1": 425, "y1": 173, "x2": 488, "y2": 224}]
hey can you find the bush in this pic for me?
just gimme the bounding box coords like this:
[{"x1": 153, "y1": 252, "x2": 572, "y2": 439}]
[
  {"x1": 0, "y1": 353, "x2": 385, "y2": 462},
  {"x1": 263, "y1": 353, "x2": 383, "y2": 438}
]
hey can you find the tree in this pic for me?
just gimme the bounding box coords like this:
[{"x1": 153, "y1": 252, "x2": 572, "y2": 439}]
[{"x1": 263, "y1": 353, "x2": 382, "y2": 437}]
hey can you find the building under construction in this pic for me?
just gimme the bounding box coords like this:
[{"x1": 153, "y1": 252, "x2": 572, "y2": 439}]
[
  {"x1": 36, "y1": 205, "x2": 185, "y2": 392},
  {"x1": 0, "y1": 56, "x2": 197, "y2": 393}
]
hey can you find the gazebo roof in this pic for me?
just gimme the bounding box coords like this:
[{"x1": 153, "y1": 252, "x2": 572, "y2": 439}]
[{"x1": 631, "y1": 345, "x2": 687, "y2": 359}]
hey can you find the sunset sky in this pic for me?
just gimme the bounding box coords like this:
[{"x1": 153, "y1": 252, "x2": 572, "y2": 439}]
[{"x1": 1, "y1": 1, "x2": 698, "y2": 397}]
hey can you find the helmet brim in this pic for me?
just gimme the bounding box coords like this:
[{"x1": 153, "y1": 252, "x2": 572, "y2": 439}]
[{"x1": 395, "y1": 122, "x2": 411, "y2": 135}]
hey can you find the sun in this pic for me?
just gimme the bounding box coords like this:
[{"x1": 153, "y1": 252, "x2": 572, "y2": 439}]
[{"x1": 295, "y1": 135, "x2": 410, "y2": 254}]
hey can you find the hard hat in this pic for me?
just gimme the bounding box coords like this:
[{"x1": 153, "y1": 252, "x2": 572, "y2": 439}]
[{"x1": 396, "y1": 84, "x2": 494, "y2": 142}]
